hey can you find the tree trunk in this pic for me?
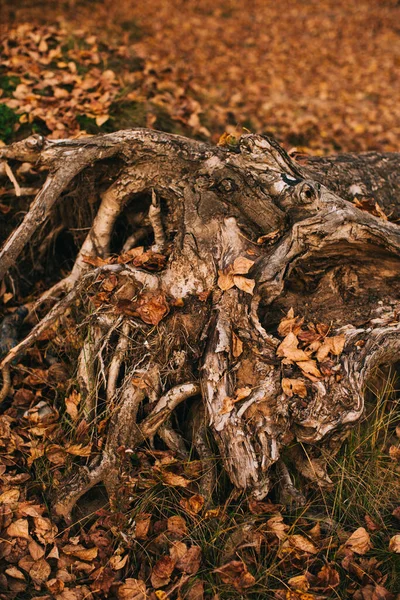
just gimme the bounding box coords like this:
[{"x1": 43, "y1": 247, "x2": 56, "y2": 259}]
[{"x1": 1, "y1": 129, "x2": 400, "y2": 521}]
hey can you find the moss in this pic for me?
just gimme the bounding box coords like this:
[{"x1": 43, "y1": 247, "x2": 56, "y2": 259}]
[{"x1": 0, "y1": 104, "x2": 19, "y2": 143}]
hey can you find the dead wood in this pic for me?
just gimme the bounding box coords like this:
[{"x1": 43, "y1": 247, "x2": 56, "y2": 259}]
[{"x1": 1, "y1": 128, "x2": 400, "y2": 520}]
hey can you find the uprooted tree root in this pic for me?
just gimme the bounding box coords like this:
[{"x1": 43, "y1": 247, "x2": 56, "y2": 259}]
[{"x1": 1, "y1": 128, "x2": 400, "y2": 522}]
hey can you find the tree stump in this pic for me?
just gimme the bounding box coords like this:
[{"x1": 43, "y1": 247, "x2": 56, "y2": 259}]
[{"x1": 1, "y1": 129, "x2": 400, "y2": 521}]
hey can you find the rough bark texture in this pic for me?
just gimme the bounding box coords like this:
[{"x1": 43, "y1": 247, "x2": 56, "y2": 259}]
[{"x1": 1, "y1": 129, "x2": 400, "y2": 521}]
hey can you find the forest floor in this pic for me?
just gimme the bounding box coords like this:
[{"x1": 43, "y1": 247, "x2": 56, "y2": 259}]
[{"x1": 0, "y1": 1, "x2": 400, "y2": 599}]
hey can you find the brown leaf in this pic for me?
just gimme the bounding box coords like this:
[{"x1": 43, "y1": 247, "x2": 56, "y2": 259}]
[
  {"x1": 161, "y1": 471, "x2": 190, "y2": 487},
  {"x1": 169, "y1": 541, "x2": 188, "y2": 562},
  {"x1": 175, "y1": 545, "x2": 201, "y2": 574},
  {"x1": 109, "y1": 553, "x2": 129, "y2": 570},
  {"x1": 7, "y1": 518, "x2": 30, "y2": 539},
  {"x1": 134, "y1": 292, "x2": 170, "y2": 325},
  {"x1": 135, "y1": 513, "x2": 151, "y2": 540},
  {"x1": 266, "y1": 513, "x2": 289, "y2": 540},
  {"x1": 215, "y1": 560, "x2": 255, "y2": 591},
  {"x1": 5, "y1": 566, "x2": 26, "y2": 581},
  {"x1": 167, "y1": 515, "x2": 187, "y2": 537},
  {"x1": 132, "y1": 251, "x2": 167, "y2": 271},
  {"x1": 297, "y1": 359, "x2": 322, "y2": 379},
  {"x1": 278, "y1": 308, "x2": 304, "y2": 337},
  {"x1": 180, "y1": 494, "x2": 205, "y2": 515},
  {"x1": 62, "y1": 544, "x2": 98, "y2": 561},
  {"x1": 388, "y1": 445, "x2": 400, "y2": 461},
  {"x1": 277, "y1": 332, "x2": 310, "y2": 362},
  {"x1": 281, "y1": 377, "x2": 307, "y2": 398},
  {"x1": 118, "y1": 578, "x2": 147, "y2": 600},
  {"x1": 315, "y1": 335, "x2": 346, "y2": 362},
  {"x1": 344, "y1": 527, "x2": 372, "y2": 555},
  {"x1": 353, "y1": 583, "x2": 395, "y2": 600},
  {"x1": 29, "y1": 540, "x2": 45, "y2": 561},
  {"x1": 185, "y1": 579, "x2": 204, "y2": 600},
  {"x1": 364, "y1": 514, "x2": 381, "y2": 532},
  {"x1": 233, "y1": 275, "x2": 255, "y2": 294},
  {"x1": 388, "y1": 534, "x2": 400, "y2": 553},
  {"x1": 29, "y1": 558, "x2": 51, "y2": 584},
  {"x1": 65, "y1": 443, "x2": 92, "y2": 456},
  {"x1": 217, "y1": 271, "x2": 235, "y2": 291},
  {"x1": 232, "y1": 257, "x2": 254, "y2": 274},
  {"x1": 285, "y1": 534, "x2": 319, "y2": 555},
  {"x1": 150, "y1": 555, "x2": 175, "y2": 588},
  {"x1": 313, "y1": 564, "x2": 340, "y2": 590},
  {"x1": 65, "y1": 390, "x2": 81, "y2": 421}
]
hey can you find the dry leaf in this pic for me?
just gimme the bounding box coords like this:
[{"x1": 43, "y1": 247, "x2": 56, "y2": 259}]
[
  {"x1": 297, "y1": 359, "x2": 322, "y2": 379},
  {"x1": 134, "y1": 292, "x2": 169, "y2": 325},
  {"x1": 175, "y1": 545, "x2": 201, "y2": 574},
  {"x1": 215, "y1": 560, "x2": 255, "y2": 591},
  {"x1": 161, "y1": 471, "x2": 190, "y2": 487},
  {"x1": 286, "y1": 534, "x2": 319, "y2": 554},
  {"x1": 29, "y1": 558, "x2": 51, "y2": 584},
  {"x1": 65, "y1": 390, "x2": 81, "y2": 421},
  {"x1": 135, "y1": 513, "x2": 151, "y2": 540},
  {"x1": 344, "y1": 527, "x2": 372, "y2": 555},
  {"x1": 62, "y1": 544, "x2": 98, "y2": 561},
  {"x1": 232, "y1": 275, "x2": 255, "y2": 294},
  {"x1": 118, "y1": 578, "x2": 147, "y2": 600},
  {"x1": 167, "y1": 515, "x2": 187, "y2": 537},
  {"x1": 150, "y1": 556, "x2": 175, "y2": 588},
  {"x1": 266, "y1": 513, "x2": 289, "y2": 540},
  {"x1": 180, "y1": 494, "x2": 205, "y2": 515},
  {"x1": 7, "y1": 518, "x2": 30, "y2": 539},
  {"x1": 110, "y1": 553, "x2": 129, "y2": 570},
  {"x1": 388, "y1": 534, "x2": 400, "y2": 553},
  {"x1": 232, "y1": 257, "x2": 254, "y2": 274},
  {"x1": 217, "y1": 270, "x2": 235, "y2": 291},
  {"x1": 277, "y1": 332, "x2": 310, "y2": 362},
  {"x1": 281, "y1": 378, "x2": 307, "y2": 398}
]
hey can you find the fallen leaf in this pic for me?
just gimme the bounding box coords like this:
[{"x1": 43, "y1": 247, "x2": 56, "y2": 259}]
[
  {"x1": 118, "y1": 578, "x2": 147, "y2": 600},
  {"x1": 297, "y1": 359, "x2": 322, "y2": 379},
  {"x1": 277, "y1": 332, "x2": 310, "y2": 362},
  {"x1": 175, "y1": 545, "x2": 201, "y2": 574},
  {"x1": 233, "y1": 275, "x2": 255, "y2": 294},
  {"x1": 150, "y1": 556, "x2": 175, "y2": 588},
  {"x1": 281, "y1": 377, "x2": 307, "y2": 398},
  {"x1": 344, "y1": 527, "x2": 372, "y2": 555},
  {"x1": 167, "y1": 515, "x2": 187, "y2": 537},
  {"x1": 135, "y1": 513, "x2": 151, "y2": 540},
  {"x1": 232, "y1": 257, "x2": 254, "y2": 274},
  {"x1": 29, "y1": 558, "x2": 51, "y2": 584},
  {"x1": 215, "y1": 560, "x2": 255, "y2": 591},
  {"x1": 180, "y1": 494, "x2": 205, "y2": 514},
  {"x1": 65, "y1": 390, "x2": 81, "y2": 421},
  {"x1": 161, "y1": 471, "x2": 190, "y2": 487},
  {"x1": 62, "y1": 544, "x2": 98, "y2": 561},
  {"x1": 388, "y1": 534, "x2": 400, "y2": 553},
  {"x1": 110, "y1": 553, "x2": 129, "y2": 570},
  {"x1": 7, "y1": 518, "x2": 30, "y2": 539}
]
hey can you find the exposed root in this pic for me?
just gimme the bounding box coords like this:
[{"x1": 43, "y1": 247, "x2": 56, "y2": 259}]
[
  {"x1": 0, "y1": 365, "x2": 11, "y2": 404},
  {"x1": 149, "y1": 189, "x2": 166, "y2": 252},
  {"x1": 53, "y1": 381, "x2": 200, "y2": 521},
  {"x1": 158, "y1": 417, "x2": 189, "y2": 459},
  {"x1": 275, "y1": 459, "x2": 306, "y2": 506},
  {"x1": 106, "y1": 320, "x2": 131, "y2": 404}
]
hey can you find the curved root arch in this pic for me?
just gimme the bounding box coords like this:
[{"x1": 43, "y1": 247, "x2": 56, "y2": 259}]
[{"x1": 1, "y1": 128, "x2": 400, "y2": 520}]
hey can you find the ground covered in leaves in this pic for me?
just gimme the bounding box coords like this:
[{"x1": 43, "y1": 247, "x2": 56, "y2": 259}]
[{"x1": 0, "y1": 1, "x2": 400, "y2": 599}]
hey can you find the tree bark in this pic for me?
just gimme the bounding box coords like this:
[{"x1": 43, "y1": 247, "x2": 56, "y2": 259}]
[{"x1": 1, "y1": 129, "x2": 400, "y2": 521}]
